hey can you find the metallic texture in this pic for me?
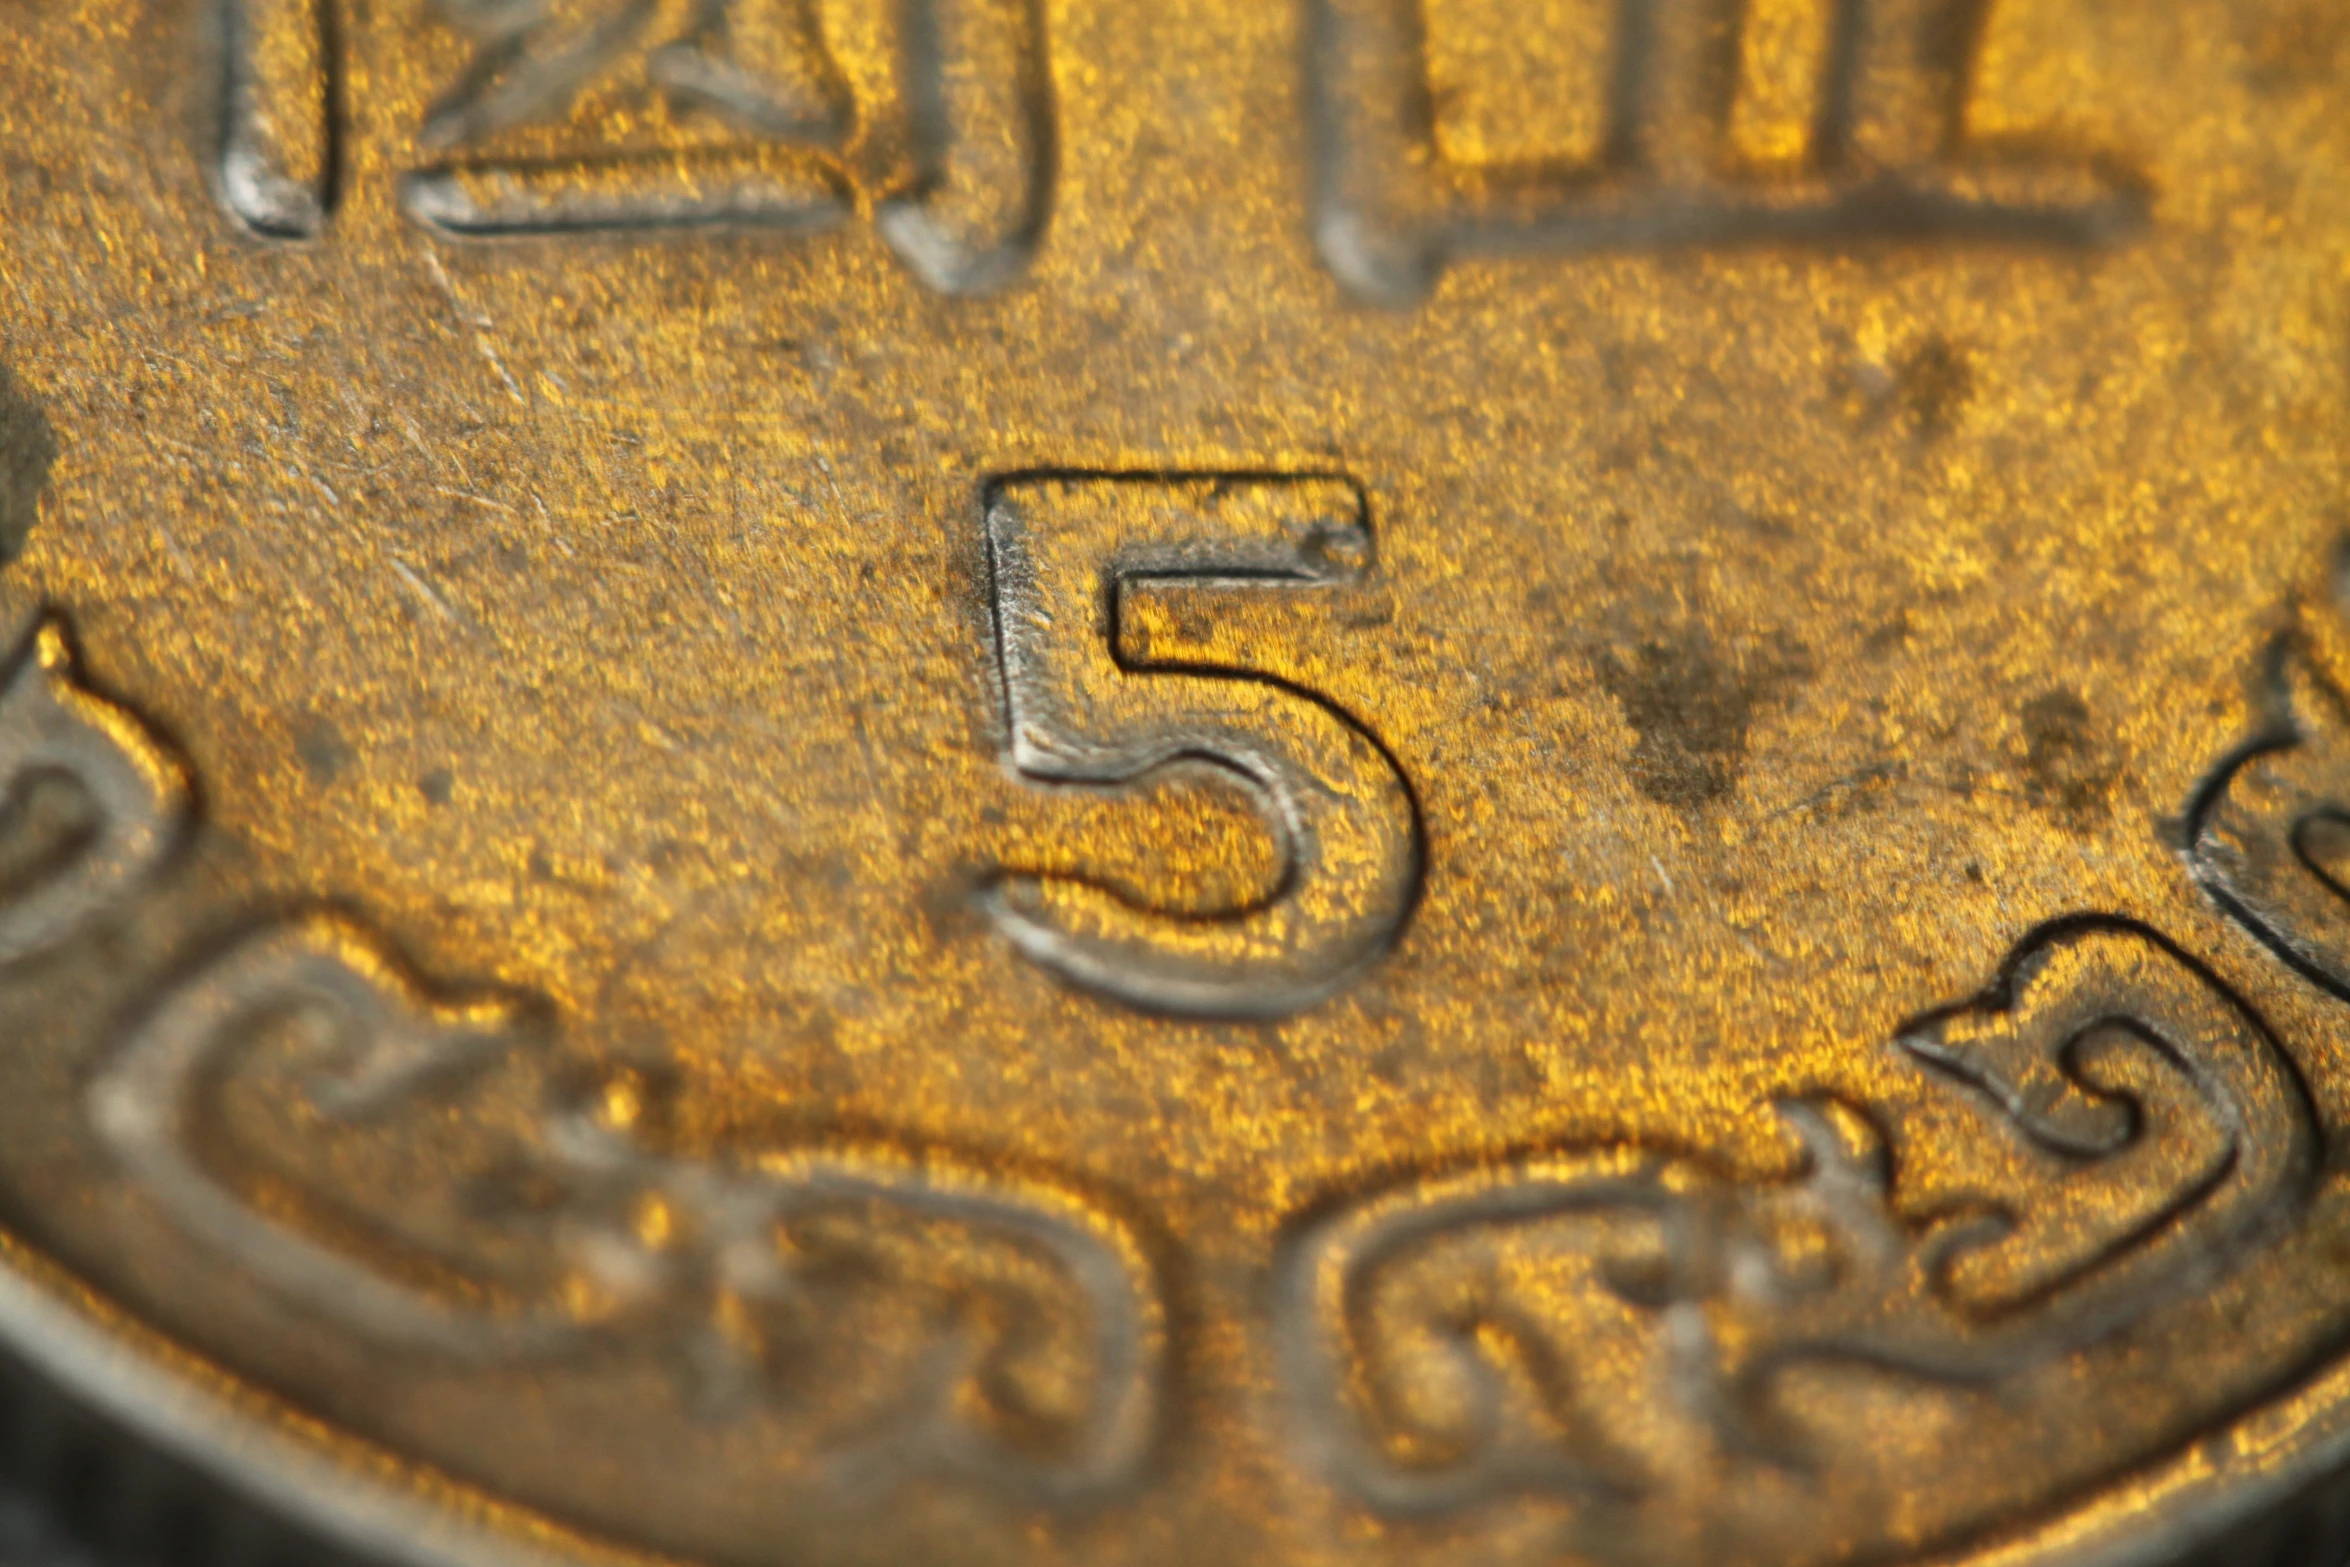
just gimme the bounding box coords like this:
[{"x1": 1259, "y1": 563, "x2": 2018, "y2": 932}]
[{"x1": 0, "y1": 0, "x2": 2348, "y2": 1564}]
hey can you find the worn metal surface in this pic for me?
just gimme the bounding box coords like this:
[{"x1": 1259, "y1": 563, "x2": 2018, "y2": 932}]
[{"x1": 0, "y1": 0, "x2": 2349, "y2": 1563}]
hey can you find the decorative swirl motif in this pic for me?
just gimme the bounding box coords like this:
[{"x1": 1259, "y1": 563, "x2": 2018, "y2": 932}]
[
  {"x1": 1900, "y1": 920, "x2": 2314, "y2": 1326},
  {"x1": 85, "y1": 916, "x2": 1166, "y2": 1506},
  {"x1": 85, "y1": 917, "x2": 568, "y2": 1357},
  {"x1": 0, "y1": 601, "x2": 1168, "y2": 1510},
  {"x1": 537, "y1": 1091, "x2": 1164, "y2": 1504},
  {"x1": 1273, "y1": 921, "x2": 2316, "y2": 1514},
  {"x1": 14, "y1": 550, "x2": 2350, "y2": 1541},
  {"x1": 0, "y1": 616, "x2": 189, "y2": 964},
  {"x1": 2191, "y1": 639, "x2": 2350, "y2": 999}
]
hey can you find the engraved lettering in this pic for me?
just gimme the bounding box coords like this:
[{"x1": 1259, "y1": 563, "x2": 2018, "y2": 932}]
[
  {"x1": 399, "y1": 0, "x2": 855, "y2": 238},
  {"x1": 399, "y1": 154, "x2": 853, "y2": 239},
  {"x1": 0, "y1": 617, "x2": 190, "y2": 964},
  {"x1": 1273, "y1": 921, "x2": 2314, "y2": 1518},
  {"x1": 1308, "y1": 0, "x2": 2149, "y2": 302},
  {"x1": 393, "y1": 0, "x2": 1052, "y2": 289},
  {"x1": 982, "y1": 473, "x2": 1424, "y2": 1019},
  {"x1": 206, "y1": 0, "x2": 1055, "y2": 289},
  {"x1": 873, "y1": 0, "x2": 1056, "y2": 293},
  {"x1": 213, "y1": 0, "x2": 336, "y2": 238}
]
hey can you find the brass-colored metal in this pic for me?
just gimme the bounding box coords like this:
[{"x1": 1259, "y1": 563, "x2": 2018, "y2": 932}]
[{"x1": 0, "y1": 1, "x2": 2346, "y2": 1564}]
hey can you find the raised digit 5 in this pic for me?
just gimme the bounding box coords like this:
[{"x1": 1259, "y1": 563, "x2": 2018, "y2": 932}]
[{"x1": 981, "y1": 474, "x2": 1423, "y2": 1019}]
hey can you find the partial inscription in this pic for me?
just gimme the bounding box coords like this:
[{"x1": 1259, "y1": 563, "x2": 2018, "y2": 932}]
[
  {"x1": 982, "y1": 474, "x2": 1424, "y2": 1019},
  {"x1": 213, "y1": 0, "x2": 336, "y2": 238},
  {"x1": 1308, "y1": 0, "x2": 2148, "y2": 302},
  {"x1": 0, "y1": 617, "x2": 189, "y2": 965},
  {"x1": 408, "y1": 0, "x2": 1055, "y2": 286},
  {"x1": 87, "y1": 915, "x2": 1165, "y2": 1505},
  {"x1": 1273, "y1": 921, "x2": 2314, "y2": 1523},
  {"x1": 214, "y1": 0, "x2": 1056, "y2": 291}
]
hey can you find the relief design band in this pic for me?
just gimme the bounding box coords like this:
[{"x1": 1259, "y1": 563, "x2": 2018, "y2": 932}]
[
  {"x1": 16, "y1": 527, "x2": 2350, "y2": 1563},
  {"x1": 209, "y1": 0, "x2": 2144, "y2": 293},
  {"x1": 5, "y1": 0, "x2": 2350, "y2": 1565}
]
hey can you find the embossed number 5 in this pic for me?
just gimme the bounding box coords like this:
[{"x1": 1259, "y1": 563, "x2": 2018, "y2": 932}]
[{"x1": 982, "y1": 474, "x2": 1423, "y2": 1019}]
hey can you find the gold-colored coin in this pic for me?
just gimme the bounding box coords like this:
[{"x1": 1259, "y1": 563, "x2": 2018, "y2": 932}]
[{"x1": 0, "y1": 0, "x2": 2345, "y2": 1563}]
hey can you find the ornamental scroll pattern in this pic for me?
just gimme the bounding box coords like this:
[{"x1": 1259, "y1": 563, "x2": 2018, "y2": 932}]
[
  {"x1": 83, "y1": 921, "x2": 1165, "y2": 1506},
  {"x1": 5, "y1": 561, "x2": 2350, "y2": 1535},
  {"x1": 76, "y1": 913, "x2": 1166, "y2": 1507},
  {"x1": 1268, "y1": 560, "x2": 2350, "y2": 1533},
  {"x1": 1273, "y1": 922, "x2": 2318, "y2": 1515},
  {"x1": 2191, "y1": 580, "x2": 2350, "y2": 1003},
  {"x1": 0, "y1": 617, "x2": 189, "y2": 962},
  {"x1": 0, "y1": 613, "x2": 1162, "y2": 1508}
]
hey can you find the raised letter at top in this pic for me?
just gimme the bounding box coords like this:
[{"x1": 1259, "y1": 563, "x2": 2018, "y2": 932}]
[
  {"x1": 1310, "y1": 0, "x2": 2148, "y2": 303},
  {"x1": 212, "y1": 0, "x2": 1054, "y2": 294}
]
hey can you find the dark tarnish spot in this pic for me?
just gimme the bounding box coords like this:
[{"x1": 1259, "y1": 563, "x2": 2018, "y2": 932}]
[
  {"x1": 2297, "y1": 812, "x2": 2350, "y2": 905},
  {"x1": 1898, "y1": 338, "x2": 1975, "y2": 440},
  {"x1": 2019, "y1": 687, "x2": 2122, "y2": 822},
  {"x1": 0, "y1": 364, "x2": 56, "y2": 564},
  {"x1": 1593, "y1": 628, "x2": 1814, "y2": 813},
  {"x1": 1862, "y1": 610, "x2": 1913, "y2": 657},
  {"x1": 296, "y1": 718, "x2": 351, "y2": 783},
  {"x1": 2241, "y1": 0, "x2": 2350, "y2": 91}
]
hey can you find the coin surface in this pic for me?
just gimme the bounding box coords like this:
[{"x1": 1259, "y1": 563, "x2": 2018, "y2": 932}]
[{"x1": 0, "y1": 0, "x2": 2348, "y2": 1564}]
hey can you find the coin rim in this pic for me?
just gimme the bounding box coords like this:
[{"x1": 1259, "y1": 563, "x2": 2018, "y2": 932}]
[{"x1": 0, "y1": 1216, "x2": 2341, "y2": 1567}]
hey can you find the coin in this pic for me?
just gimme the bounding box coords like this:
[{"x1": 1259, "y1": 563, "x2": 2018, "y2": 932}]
[{"x1": 0, "y1": 0, "x2": 2346, "y2": 1563}]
